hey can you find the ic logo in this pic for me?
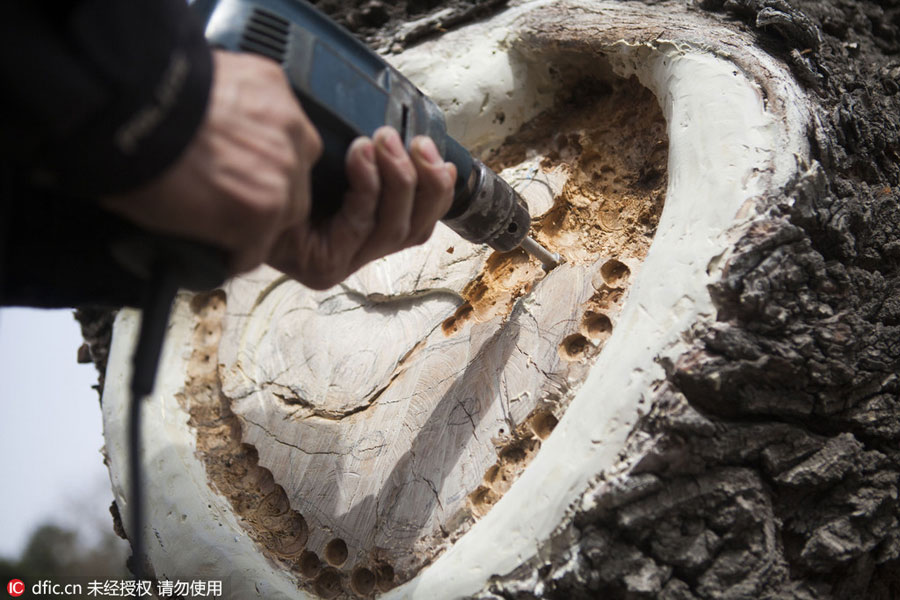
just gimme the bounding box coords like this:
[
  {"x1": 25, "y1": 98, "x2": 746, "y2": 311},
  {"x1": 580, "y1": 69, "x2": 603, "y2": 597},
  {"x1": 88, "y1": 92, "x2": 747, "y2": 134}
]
[{"x1": 7, "y1": 579, "x2": 24, "y2": 597}]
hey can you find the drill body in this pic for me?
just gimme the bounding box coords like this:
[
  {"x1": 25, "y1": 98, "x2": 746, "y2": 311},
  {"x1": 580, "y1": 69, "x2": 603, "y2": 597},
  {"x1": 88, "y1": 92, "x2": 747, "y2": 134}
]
[{"x1": 191, "y1": 0, "x2": 532, "y2": 253}]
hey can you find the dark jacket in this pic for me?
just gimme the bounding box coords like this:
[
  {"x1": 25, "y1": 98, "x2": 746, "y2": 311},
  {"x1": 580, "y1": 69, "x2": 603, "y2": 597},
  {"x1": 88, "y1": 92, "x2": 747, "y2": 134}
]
[{"x1": 1, "y1": 0, "x2": 213, "y2": 307}]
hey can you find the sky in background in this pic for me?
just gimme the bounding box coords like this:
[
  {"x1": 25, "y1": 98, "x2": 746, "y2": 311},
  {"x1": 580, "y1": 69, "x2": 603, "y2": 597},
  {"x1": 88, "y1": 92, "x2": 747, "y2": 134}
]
[{"x1": 0, "y1": 307, "x2": 117, "y2": 559}]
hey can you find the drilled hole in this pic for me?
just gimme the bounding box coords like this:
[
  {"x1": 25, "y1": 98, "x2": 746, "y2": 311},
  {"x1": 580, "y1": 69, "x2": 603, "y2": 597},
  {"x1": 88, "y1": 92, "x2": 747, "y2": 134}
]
[
  {"x1": 470, "y1": 485, "x2": 498, "y2": 510},
  {"x1": 256, "y1": 469, "x2": 275, "y2": 495},
  {"x1": 529, "y1": 410, "x2": 559, "y2": 440},
  {"x1": 558, "y1": 333, "x2": 589, "y2": 361},
  {"x1": 351, "y1": 567, "x2": 376, "y2": 595},
  {"x1": 600, "y1": 258, "x2": 630, "y2": 288},
  {"x1": 314, "y1": 567, "x2": 342, "y2": 599},
  {"x1": 581, "y1": 311, "x2": 613, "y2": 342},
  {"x1": 298, "y1": 550, "x2": 321, "y2": 578},
  {"x1": 274, "y1": 511, "x2": 308, "y2": 555},
  {"x1": 442, "y1": 302, "x2": 473, "y2": 336},
  {"x1": 324, "y1": 538, "x2": 349, "y2": 567},
  {"x1": 375, "y1": 564, "x2": 395, "y2": 592}
]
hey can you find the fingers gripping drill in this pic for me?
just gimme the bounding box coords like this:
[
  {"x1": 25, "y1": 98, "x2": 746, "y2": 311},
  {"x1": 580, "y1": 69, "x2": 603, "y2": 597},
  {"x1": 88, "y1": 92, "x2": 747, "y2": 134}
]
[
  {"x1": 193, "y1": 0, "x2": 559, "y2": 267},
  {"x1": 124, "y1": 0, "x2": 559, "y2": 577}
]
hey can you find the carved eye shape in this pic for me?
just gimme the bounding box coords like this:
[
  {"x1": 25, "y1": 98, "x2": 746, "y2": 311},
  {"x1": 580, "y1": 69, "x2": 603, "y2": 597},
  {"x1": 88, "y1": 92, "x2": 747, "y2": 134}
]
[{"x1": 101, "y1": 2, "x2": 811, "y2": 597}]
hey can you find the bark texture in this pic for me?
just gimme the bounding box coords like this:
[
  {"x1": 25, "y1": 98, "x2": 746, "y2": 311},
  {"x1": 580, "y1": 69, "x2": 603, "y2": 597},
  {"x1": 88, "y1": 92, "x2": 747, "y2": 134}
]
[
  {"x1": 478, "y1": 1, "x2": 900, "y2": 598},
  {"x1": 309, "y1": 0, "x2": 511, "y2": 49}
]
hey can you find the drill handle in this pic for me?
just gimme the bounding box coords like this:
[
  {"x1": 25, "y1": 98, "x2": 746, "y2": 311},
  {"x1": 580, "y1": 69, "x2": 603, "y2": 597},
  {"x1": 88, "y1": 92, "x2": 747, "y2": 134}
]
[{"x1": 195, "y1": 0, "x2": 473, "y2": 220}]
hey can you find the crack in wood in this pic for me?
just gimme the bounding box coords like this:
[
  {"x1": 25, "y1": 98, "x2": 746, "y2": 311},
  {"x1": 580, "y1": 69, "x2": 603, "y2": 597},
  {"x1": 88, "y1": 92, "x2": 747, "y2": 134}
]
[{"x1": 244, "y1": 415, "x2": 350, "y2": 456}]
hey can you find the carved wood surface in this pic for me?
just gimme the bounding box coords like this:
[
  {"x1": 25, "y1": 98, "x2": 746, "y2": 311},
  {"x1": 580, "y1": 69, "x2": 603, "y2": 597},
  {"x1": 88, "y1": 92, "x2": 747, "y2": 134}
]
[{"x1": 210, "y1": 74, "x2": 667, "y2": 580}]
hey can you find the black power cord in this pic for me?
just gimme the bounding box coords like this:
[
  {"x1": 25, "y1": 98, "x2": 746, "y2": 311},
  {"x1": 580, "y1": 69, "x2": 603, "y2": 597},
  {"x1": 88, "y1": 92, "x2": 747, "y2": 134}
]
[
  {"x1": 128, "y1": 266, "x2": 180, "y2": 580},
  {"x1": 119, "y1": 237, "x2": 228, "y2": 581}
]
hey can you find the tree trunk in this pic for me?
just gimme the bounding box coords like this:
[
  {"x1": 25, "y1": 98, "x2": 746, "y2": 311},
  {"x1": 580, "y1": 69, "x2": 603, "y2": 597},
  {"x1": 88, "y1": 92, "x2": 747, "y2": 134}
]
[{"x1": 92, "y1": 0, "x2": 900, "y2": 598}]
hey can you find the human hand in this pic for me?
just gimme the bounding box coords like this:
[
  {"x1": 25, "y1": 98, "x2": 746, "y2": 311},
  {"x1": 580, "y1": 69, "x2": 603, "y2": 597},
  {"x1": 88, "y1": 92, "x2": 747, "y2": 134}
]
[
  {"x1": 101, "y1": 49, "x2": 322, "y2": 275},
  {"x1": 267, "y1": 126, "x2": 457, "y2": 289},
  {"x1": 101, "y1": 50, "x2": 456, "y2": 289}
]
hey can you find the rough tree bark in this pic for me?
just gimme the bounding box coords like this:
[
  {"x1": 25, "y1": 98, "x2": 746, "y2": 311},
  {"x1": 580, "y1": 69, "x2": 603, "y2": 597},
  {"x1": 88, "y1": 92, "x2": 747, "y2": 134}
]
[{"x1": 84, "y1": 0, "x2": 900, "y2": 598}]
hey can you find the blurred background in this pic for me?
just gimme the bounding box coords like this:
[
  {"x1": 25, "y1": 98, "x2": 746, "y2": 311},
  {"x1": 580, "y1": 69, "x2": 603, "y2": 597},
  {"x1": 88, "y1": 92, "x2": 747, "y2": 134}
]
[{"x1": 0, "y1": 307, "x2": 129, "y2": 583}]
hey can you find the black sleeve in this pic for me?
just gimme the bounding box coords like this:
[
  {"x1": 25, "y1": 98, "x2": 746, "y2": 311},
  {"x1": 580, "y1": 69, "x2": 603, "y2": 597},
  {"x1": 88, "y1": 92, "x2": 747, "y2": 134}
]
[
  {"x1": 0, "y1": 172, "x2": 149, "y2": 308},
  {"x1": 0, "y1": 0, "x2": 215, "y2": 308},
  {"x1": 0, "y1": 0, "x2": 212, "y2": 196}
]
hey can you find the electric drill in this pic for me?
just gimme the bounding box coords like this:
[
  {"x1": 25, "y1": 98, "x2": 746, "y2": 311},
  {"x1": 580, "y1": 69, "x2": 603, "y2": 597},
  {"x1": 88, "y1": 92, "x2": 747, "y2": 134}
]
[{"x1": 191, "y1": 0, "x2": 560, "y2": 267}]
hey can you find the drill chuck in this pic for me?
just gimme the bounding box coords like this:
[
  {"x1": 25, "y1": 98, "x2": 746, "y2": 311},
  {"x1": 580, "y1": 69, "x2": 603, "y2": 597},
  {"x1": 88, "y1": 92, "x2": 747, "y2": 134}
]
[{"x1": 443, "y1": 159, "x2": 531, "y2": 252}]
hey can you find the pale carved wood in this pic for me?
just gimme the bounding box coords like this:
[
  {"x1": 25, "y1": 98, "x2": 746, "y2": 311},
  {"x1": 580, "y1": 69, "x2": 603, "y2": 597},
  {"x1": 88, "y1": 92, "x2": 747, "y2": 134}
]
[{"x1": 206, "y1": 75, "x2": 667, "y2": 583}]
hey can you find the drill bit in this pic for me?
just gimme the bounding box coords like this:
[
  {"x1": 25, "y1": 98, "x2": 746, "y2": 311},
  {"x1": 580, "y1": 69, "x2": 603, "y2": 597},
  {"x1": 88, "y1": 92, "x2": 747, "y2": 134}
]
[{"x1": 520, "y1": 236, "x2": 561, "y2": 271}]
